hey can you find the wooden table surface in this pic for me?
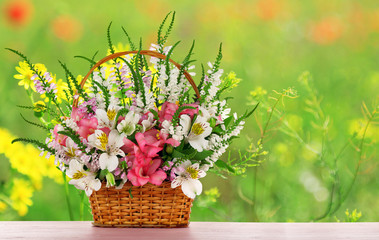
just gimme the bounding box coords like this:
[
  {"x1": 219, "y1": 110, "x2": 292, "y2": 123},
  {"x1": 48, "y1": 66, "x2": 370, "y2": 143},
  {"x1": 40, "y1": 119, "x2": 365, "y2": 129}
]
[{"x1": 0, "y1": 221, "x2": 378, "y2": 240}]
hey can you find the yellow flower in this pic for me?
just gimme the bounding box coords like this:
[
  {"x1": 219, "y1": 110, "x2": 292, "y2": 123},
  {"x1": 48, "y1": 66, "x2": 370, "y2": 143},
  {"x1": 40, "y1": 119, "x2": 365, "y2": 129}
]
[
  {"x1": 40, "y1": 76, "x2": 69, "y2": 103},
  {"x1": 76, "y1": 75, "x2": 92, "y2": 94},
  {"x1": 10, "y1": 178, "x2": 34, "y2": 216},
  {"x1": 0, "y1": 128, "x2": 63, "y2": 187},
  {"x1": 33, "y1": 101, "x2": 47, "y2": 113},
  {"x1": 14, "y1": 61, "x2": 47, "y2": 90},
  {"x1": 0, "y1": 201, "x2": 7, "y2": 212},
  {"x1": 250, "y1": 86, "x2": 267, "y2": 98},
  {"x1": 106, "y1": 42, "x2": 130, "y2": 56},
  {"x1": 104, "y1": 43, "x2": 131, "y2": 76},
  {"x1": 349, "y1": 118, "x2": 379, "y2": 143}
]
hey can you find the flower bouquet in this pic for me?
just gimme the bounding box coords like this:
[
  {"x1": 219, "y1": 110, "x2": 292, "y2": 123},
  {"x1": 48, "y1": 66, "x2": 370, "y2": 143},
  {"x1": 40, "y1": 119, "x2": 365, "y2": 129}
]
[{"x1": 8, "y1": 13, "x2": 258, "y2": 227}]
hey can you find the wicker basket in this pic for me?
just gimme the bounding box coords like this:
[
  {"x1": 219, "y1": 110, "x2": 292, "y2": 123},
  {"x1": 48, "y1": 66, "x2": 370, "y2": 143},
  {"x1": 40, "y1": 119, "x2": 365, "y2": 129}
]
[
  {"x1": 80, "y1": 50, "x2": 199, "y2": 228},
  {"x1": 89, "y1": 181, "x2": 193, "y2": 228}
]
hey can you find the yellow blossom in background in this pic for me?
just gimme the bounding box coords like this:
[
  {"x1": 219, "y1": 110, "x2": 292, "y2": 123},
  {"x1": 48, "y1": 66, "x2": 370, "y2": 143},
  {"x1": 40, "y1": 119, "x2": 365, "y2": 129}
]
[
  {"x1": 14, "y1": 61, "x2": 47, "y2": 90},
  {"x1": 107, "y1": 42, "x2": 130, "y2": 55},
  {"x1": 40, "y1": 76, "x2": 68, "y2": 103},
  {"x1": 349, "y1": 118, "x2": 379, "y2": 143},
  {"x1": 33, "y1": 101, "x2": 47, "y2": 113},
  {"x1": 104, "y1": 43, "x2": 131, "y2": 75},
  {"x1": 222, "y1": 71, "x2": 241, "y2": 90},
  {"x1": 0, "y1": 201, "x2": 7, "y2": 212},
  {"x1": 10, "y1": 178, "x2": 34, "y2": 216},
  {"x1": 250, "y1": 86, "x2": 267, "y2": 99},
  {"x1": 0, "y1": 128, "x2": 62, "y2": 188},
  {"x1": 76, "y1": 75, "x2": 92, "y2": 94}
]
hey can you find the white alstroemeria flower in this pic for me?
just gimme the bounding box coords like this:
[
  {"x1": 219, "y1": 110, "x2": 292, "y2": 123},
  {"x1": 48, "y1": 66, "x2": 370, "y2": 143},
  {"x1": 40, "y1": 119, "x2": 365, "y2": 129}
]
[
  {"x1": 88, "y1": 130, "x2": 125, "y2": 172},
  {"x1": 141, "y1": 112, "x2": 156, "y2": 132},
  {"x1": 96, "y1": 105, "x2": 118, "y2": 129},
  {"x1": 117, "y1": 111, "x2": 140, "y2": 136},
  {"x1": 181, "y1": 115, "x2": 212, "y2": 152},
  {"x1": 171, "y1": 160, "x2": 207, "y2": 199},
  {"x1": 66, "y1": 159, "x2": 101, "y2": 196},
  {"x1": 64, "y1": 138, "x2": 80, "y2": 159},
  {"x1": 198, "y1": 106, "x2": 212, "y2": 121}
]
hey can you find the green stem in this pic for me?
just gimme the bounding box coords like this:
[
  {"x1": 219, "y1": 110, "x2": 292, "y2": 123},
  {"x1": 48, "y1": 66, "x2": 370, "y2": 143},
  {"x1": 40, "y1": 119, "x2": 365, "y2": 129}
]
[
  {"x1": 79, "y1": 191, "x2": 85, "y2": 221},
  {"x1": 329, "y1": 109, "x2": 376, "y2": 216},
  {"x1": 63, "y1": 173, "x2": 74, "y2": 221}
]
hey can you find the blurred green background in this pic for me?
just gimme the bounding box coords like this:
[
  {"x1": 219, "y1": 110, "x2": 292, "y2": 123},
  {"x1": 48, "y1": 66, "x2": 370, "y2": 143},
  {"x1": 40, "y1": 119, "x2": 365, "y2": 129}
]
[{"x1": 0, "y1": 0, "x2": 378, "y2": 222}]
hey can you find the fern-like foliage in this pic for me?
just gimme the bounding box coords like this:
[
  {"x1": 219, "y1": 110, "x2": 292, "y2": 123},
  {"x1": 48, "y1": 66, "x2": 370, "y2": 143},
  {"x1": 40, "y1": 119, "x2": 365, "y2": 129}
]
[
  {"x1": 177, "y1": 40, "x2": 196, "y2": 84},
  {"x1": 107, "y1": 22, "x2": 116, "y2": 55},
  {"x1": 157, "y1": 11, "x2": 176, "y2": 47},
  {"x1": 210, "y1": 43, "x2": 223, "y2": 76},
  {"x1": 115, "y1": 108, "x2": 129, "y2": 124},
  {"x1": 171, "y1": 105, "x2": 196, "y2": 126},
  {"x1": 20, "y1": 113, "x2": 49, "y2": 131},
  {"x1": 164, "y1": 41, "x2": 181, "y2": 83},
  {"x1": 197, "y1": 64, "x2": 206, "y2": 91},
  {"x1": 121, "y1": 26, "x2": 136, "y2": 51},
  {"x1": 12, "y1": 138, "x2": 55, "y2": 154},
  {"x1": 59, "y1": 60, "x2": 87, "y2": 101}
]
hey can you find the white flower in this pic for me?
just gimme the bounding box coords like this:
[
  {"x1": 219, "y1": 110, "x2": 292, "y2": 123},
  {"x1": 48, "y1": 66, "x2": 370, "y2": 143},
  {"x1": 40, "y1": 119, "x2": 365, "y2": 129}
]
[
  {"x1": 117, "y1": 111, "x2": 140, "y2": 136},
  {"x1": 96, "y1": 105, "x2": 118, "y2": 129},
  {"x1": 141, "y1": 112, "x2": 156, "y2": 132},
  {"x1": 63, "y1": 138, "x2": 80, "y2": 159},
  {"x1": 181, "y1": 115, "x2": 212, "y2": 152},
  {"x1": 88, "y1": 130, "x2": 125, "y2": 172},
  {"x1": 66, "y1": 160, "x2": 101, "y2": 196},
  {"x1": 171, "y1": 160, "x2": 207, "y2": 199}
]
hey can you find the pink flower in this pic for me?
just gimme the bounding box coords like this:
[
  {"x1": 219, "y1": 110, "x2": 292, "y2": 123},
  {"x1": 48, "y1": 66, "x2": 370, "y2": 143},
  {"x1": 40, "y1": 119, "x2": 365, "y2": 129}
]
[
  {"x1": 77, "y1": 117, "x2": 98, "y2": 139},
  {"x1": 127, "y1": 158, "x2": 167, "y2": 186},
  {"x1": 53, "y1": 125, "x2": 67, "y2": 146},
  {"x1": 71, "y1": 107, "x2": 85, "y2": 122},
  {"x1": 158, "y1": 102, "x2": 178, "y2": 123},
  {"x1": 180, "y1": 103, "x2": 199, "y2": 118}
]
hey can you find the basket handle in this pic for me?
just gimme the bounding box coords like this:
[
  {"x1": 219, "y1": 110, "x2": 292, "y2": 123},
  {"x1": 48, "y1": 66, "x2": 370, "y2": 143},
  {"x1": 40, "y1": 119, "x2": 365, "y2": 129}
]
[{"x1": 73, "y1": 50, "x2": 201, "y2": 107}]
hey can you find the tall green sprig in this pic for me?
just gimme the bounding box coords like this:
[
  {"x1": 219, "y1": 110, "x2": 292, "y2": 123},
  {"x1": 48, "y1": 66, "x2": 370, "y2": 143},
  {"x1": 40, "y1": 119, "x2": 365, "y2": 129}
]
[
  {"x1": 157, "y1": 11, "x2": 176, "y2": 48},
  {"x1": 58, "y1": 61, "x2": 88, "y2": 103},
  {"x1": 107, "y1": 22, "x2": 127, "y2": 108}
]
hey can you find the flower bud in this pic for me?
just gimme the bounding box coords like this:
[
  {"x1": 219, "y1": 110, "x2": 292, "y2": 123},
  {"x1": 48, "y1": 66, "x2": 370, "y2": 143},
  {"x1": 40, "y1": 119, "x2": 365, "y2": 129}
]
[{"x1": 166, "y1": 145, "x2": 173, "y2": 154}]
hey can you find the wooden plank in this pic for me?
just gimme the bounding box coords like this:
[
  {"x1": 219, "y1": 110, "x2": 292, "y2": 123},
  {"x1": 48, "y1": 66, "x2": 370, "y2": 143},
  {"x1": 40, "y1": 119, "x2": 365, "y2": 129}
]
[{"x1": 0, "y1": 222, "x2": 378, "y2": 240}]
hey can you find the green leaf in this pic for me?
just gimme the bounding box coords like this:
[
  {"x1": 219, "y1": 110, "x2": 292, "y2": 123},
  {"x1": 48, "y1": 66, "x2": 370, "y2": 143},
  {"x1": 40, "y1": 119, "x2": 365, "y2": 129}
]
[
  {"x1": 129, "y1": 187, "x2": 133, "y2": 199},
  {"x1": 223, "y1": 116, "x2": 234, "y2": 128},
  {"x1": 215, "y1": 160, "x2": 235, "y2": 173},
  {"x1": 99, "y1": 169, "x2": 108, "y2": 180},
  {"x1": 212, "y1": 125, "x2": 224, "y2": 134},
  {"x1": 193, "y1": 150, "x2": 213, "y2": 160},
  {"x1": 106, "y1": 171, "x2": 115, "y2": 186},
  {"x1": 149, "y1": 109, "x2": 159, "y2": 120}
]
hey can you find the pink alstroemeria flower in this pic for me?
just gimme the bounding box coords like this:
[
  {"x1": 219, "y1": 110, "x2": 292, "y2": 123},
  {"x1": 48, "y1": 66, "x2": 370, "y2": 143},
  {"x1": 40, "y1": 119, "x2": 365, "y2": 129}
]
[
  {"x1": 71, "y1": 107, "x2": 98, "y2": 140},
  {"x1": 180, "y1": 103, "x2": 199, "y2": 118},
  {"x1": 121, "y1": 129, "x2": 179, "y2": 186},
  {"x1": 158, "y1": 102, "x2": 178, "y2": 123},
  {"x1": 53, "y1": 125, "x2": 67, "y2": 146},
  {"x1": 127, "y1": 158, "x2": 167, "y2": 186},
  {"x1": 77, "y1": 118, "x2": 98, "y2": 139}
]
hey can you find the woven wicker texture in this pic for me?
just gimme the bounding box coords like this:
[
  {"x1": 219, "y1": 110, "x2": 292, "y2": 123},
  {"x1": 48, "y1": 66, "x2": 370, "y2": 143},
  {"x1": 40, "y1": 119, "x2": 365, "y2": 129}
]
[{"x1": 89, "y1": 181, "x2": 193, "y2": 228}]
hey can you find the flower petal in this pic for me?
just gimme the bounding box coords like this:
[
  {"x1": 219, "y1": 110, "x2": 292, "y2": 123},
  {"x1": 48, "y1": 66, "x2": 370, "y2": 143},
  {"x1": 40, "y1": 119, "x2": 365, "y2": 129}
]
[
  {"x1": 149, "y1": 169, "x2": 167, "y2": 186},
  {"x1": 171, "y1": 176, "x2": 184, "y2": 188},
  {"x1": 181, "y1": 179, "x2": 202, "y2": 199}
]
